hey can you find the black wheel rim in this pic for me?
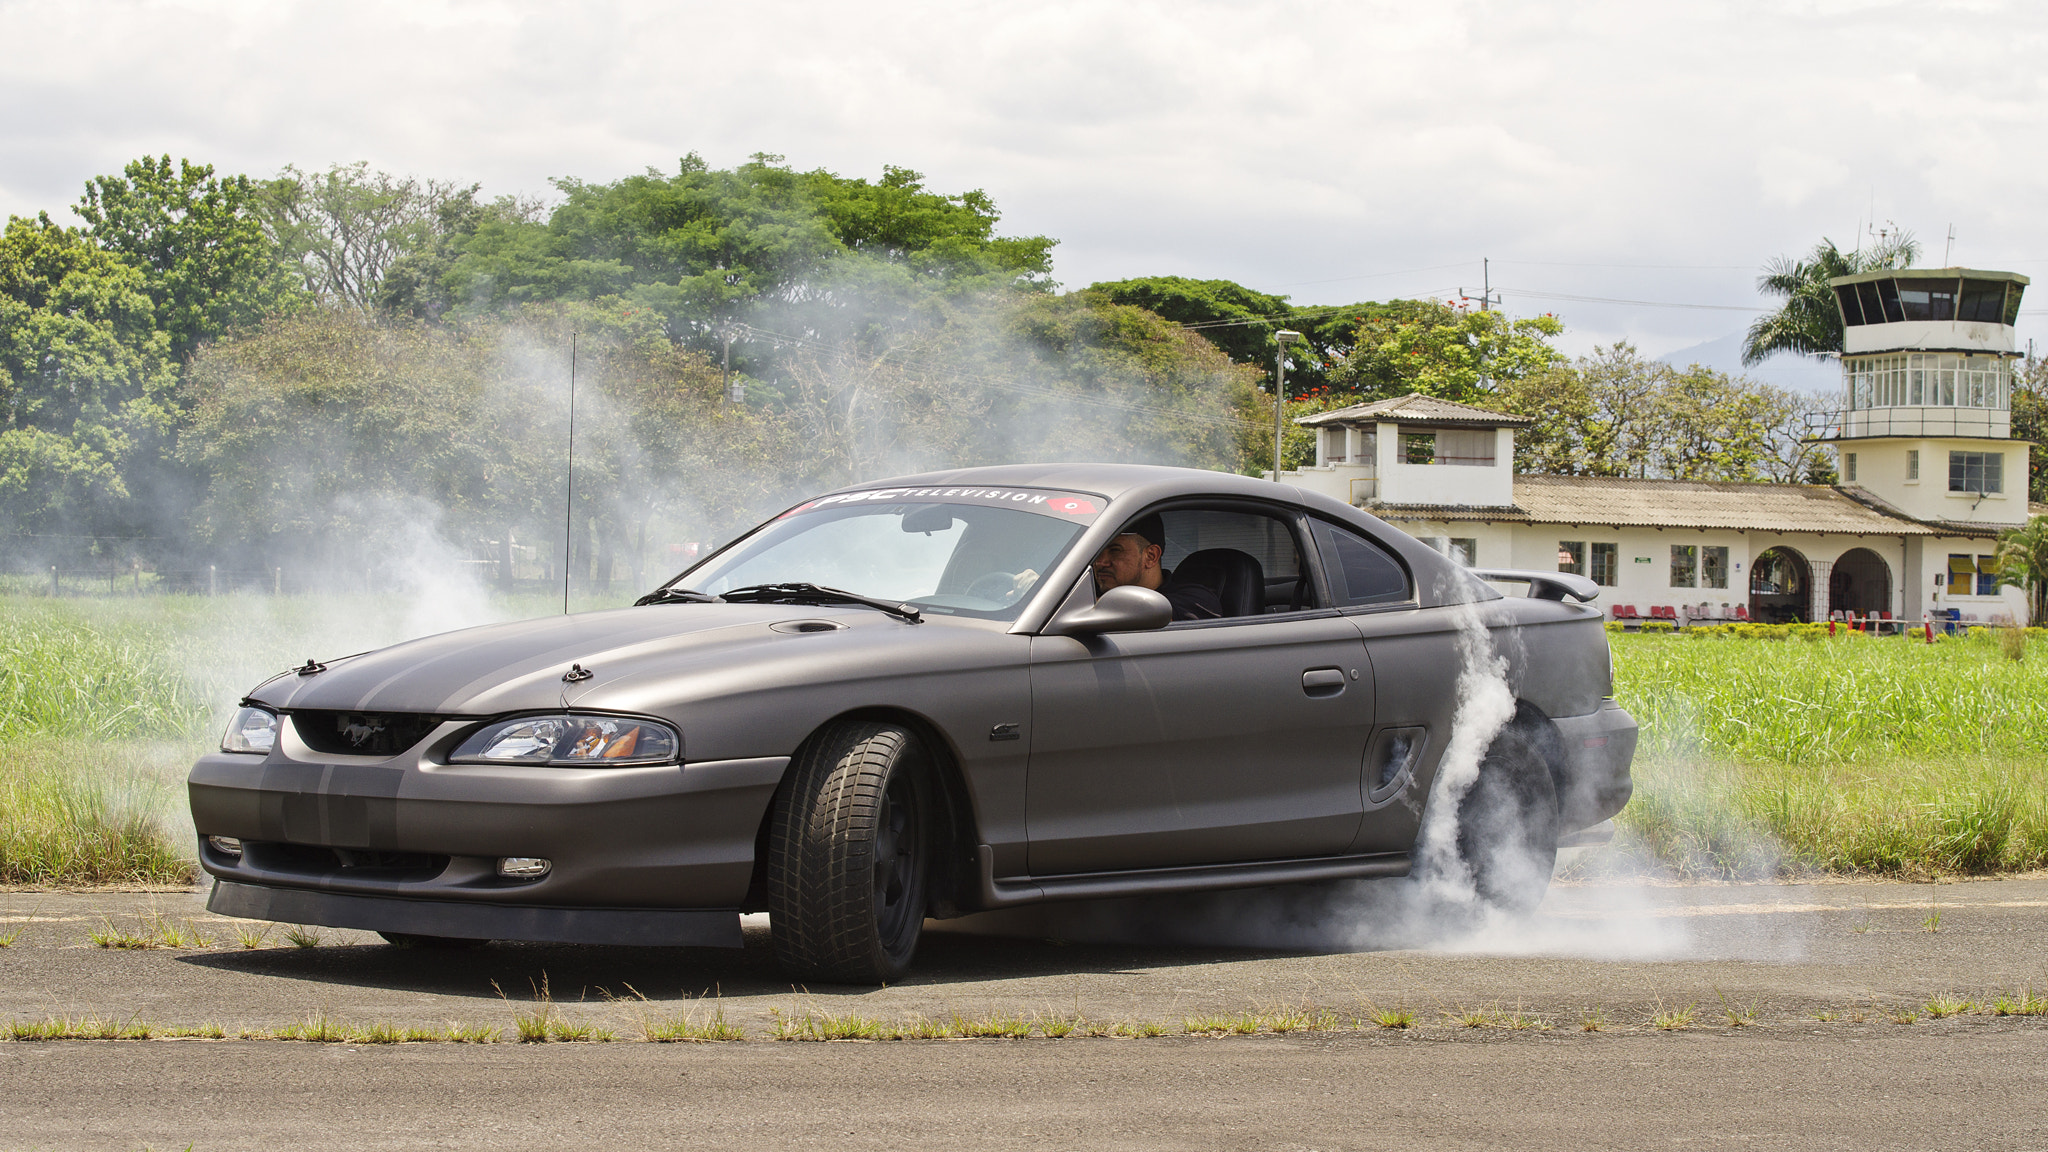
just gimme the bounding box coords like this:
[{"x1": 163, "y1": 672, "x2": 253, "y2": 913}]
[{"x1": 872, "y1": 770, "x2": 922, "y2": 951}]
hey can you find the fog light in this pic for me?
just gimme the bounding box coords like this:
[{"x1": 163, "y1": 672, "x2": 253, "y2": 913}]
[
  {"x1": 497, "y1": 857, "x2": 551, "y2": 879},
  {"x1": 207, "y1": 835, "x2": 244, "y2": 856}
]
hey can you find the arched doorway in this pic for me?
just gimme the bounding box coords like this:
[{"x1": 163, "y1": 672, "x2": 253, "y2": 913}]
[
  {"x1": 1750, "y1": 546, "x2": 1810, "y2": 624},
  {"x1": 1829, "y1": 548, "x2": 1892, "y2": 619}
]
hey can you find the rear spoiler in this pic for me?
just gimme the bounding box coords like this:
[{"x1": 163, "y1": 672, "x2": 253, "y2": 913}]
[{"x1": 1469, "y1": 568, "x2": 1601, "y2": 603}]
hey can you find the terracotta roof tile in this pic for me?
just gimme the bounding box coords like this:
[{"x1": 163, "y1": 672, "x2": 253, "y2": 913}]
[{"x1": 1297, "y1": 392, "x2": 1533, "y2": 428}]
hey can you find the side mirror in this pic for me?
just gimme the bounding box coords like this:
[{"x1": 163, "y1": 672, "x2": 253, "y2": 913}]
[{"x1": 1047, "y1": 584, "x2": 1173, "y2": 637}]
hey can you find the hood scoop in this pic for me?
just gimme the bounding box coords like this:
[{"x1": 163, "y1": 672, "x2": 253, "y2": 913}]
[{"x1": 770, "y1": 619, "x2": 848, "y2": 635}]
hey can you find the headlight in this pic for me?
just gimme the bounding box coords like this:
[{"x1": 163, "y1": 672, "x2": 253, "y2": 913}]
[
  {"x1": 221, "y1": 706, "x2": 278, "y2": 754},
  {"x1": 449, "y1": 714, "x2": 680, "y2": 767}
]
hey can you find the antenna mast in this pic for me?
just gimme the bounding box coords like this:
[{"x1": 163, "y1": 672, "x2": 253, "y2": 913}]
[{"x1": 562, "y1": 331, "x2": 577, "y2": 615}]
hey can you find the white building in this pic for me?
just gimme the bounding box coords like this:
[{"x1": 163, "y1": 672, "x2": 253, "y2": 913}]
[{"x1": 1274, "y1": 269, "x2": 2042, "y2": 625}]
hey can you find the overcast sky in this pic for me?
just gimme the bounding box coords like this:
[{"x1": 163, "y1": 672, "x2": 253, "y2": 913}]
[{"x1": 5, "y1": 0, "x2": 2046, "y2": 383}]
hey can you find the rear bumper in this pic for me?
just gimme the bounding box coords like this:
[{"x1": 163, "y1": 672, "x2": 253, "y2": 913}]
[
  {"x1": 1550, "y1": 699, "x2": 1637, "y2": 831},
  {"x1": 207, "y1": 880, "x2": 743, "y2": 947}
]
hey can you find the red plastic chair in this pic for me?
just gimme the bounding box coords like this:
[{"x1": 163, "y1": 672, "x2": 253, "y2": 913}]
[{"x1": 1733, "y1": 605, "x2": 1751, "y2": 622}]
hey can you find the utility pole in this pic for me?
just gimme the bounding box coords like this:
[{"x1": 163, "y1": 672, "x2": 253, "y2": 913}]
[
  {"x1": 1272, "y1": 330, "x2": 1304, "y2": 482},
  {"x1": 1459, "y1": 258, "x2": 1500, "y2": 312}
]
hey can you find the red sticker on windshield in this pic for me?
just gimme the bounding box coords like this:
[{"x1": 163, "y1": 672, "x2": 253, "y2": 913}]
[{"x1": 1046, "y1": 497, "x2": 1096, "y2": 515}]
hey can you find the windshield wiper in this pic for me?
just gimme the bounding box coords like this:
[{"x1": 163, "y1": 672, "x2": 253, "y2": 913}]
[
  {"x1": 632, "y1": 587, "x2": 721, "y2": 606},
  {"x1": 718, "y1": 583, "x2": 924, "y2": 623}
]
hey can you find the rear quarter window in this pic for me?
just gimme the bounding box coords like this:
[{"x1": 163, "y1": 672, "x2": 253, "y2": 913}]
[{"x1": 1312, "y1": 520, "x2": 1411, "y2": 606}]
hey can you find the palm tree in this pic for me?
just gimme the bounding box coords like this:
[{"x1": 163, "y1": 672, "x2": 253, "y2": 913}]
[
  {"x1": 1995, "y1": 514, "x2": 2048, "y2": 625},
  {"x1": 1742, "y1": 233, "x2": 1919, "y2": 366}
]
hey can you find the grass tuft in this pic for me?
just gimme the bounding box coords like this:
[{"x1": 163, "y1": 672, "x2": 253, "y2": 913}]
[
  {"x1": 1652, "y1": 1003, "x2": 1697, "y2": 1031},
  {"x1": 1579, "y1": 1008, "x2": 1607, "y2": 1032},
  {"x1": 1924, "y1": 994, "x2": 1976, "y2": 1019},
  {"x1": 282, "y1": 925, "x2": 323, "y2": 948}
]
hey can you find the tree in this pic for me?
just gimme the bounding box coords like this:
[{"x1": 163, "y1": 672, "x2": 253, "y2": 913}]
[
  {"x1": 2014, "y1": 361, "x2": 2048, "y2": 503},
  {"x1": 1743, "y1": 233, "x2": 1918, "y2": 366},
  {"x1": 0, "y1": 213, "x2": 177, "y2": 544},
  {"x1": 1329, "y1": 301, "x2": 1565, "y2": 403},
  {"x1": 260, "y1": 162, "x2": 478, "y2": 311},
  {"x1": 1085, "y1": 276, "x2": 1365, "y2": 398},
  {"x1": 1995, "y1": 514, "x2": 2048, "y2": 625},
  {"x1": 75, "y1": 156, "x2": 303, "y2": 360},
  {"x1": 426, "y1": 154, "x2": 1056, "y2": 360}
]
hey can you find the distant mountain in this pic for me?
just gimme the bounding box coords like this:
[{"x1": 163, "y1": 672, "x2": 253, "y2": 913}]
[{"x1": 1658, "y1": 331, "x2": 1839, "y2": 397}]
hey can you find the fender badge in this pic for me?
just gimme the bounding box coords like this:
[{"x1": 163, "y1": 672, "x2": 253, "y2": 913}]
[
  {"x1": 563, "y1": 663, "x2": 595, "y2": 683},
  {"x1": 295, "y1": 659, "x2": 327, "y2": 677}
]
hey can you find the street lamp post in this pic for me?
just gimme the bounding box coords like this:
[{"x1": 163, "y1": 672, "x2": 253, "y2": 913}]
[{"x1": 1272, "y1": 330, "x2": 1305, "y2": 482}]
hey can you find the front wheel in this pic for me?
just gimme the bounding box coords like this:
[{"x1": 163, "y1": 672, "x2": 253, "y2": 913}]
[{"x1": 767, "y1": 720, "x2": 932, "y2": 983}]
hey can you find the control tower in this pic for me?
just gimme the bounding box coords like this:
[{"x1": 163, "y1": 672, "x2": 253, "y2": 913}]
[{"x1": 1823, "y1": 266, "x2": 2032, "y2": 613}]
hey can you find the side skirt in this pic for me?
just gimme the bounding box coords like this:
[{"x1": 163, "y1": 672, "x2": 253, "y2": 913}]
[{"x1": 971, "y1": 845, "x2": 1412, "y2": 910}]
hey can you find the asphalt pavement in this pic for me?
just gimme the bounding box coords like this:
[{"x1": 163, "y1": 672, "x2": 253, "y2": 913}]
[{"x1": 2, "y1": 875, "x2": 2045, "y2": 1150}]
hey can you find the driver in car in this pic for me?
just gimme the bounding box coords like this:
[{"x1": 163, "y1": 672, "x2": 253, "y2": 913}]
[{"x1": 1091, "y1": 514, "x2": 1223, "y2": 621}]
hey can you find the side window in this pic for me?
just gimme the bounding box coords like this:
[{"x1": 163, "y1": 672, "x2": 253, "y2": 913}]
[
  {"x1": 1150, "y1": 507, "x2": 1310, "y2": 617},
  {"x1": 1311, "y1": 520, "x2": 1411, "y2": 607}
]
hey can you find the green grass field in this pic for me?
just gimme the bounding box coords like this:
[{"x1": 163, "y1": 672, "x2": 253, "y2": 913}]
[{"x1": 1, "y1": 594, "x2": 2041, "y2": 884}]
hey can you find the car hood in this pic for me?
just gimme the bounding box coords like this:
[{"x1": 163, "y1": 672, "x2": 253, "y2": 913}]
[{"x1": 243, "y1": 603, "x2": 944, "y2": 717}]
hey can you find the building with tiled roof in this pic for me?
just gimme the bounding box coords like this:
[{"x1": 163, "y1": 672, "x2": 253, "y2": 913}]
[{"x1": 1271, "y1": 269, "x2": 2038, "y2": 625}]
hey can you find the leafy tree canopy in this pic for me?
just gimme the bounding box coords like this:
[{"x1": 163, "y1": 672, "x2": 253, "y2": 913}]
[
  {"x1": 75, "y1": 156, "x2": 303, "y2": 360},
  {"x1": 1329, "y1": 300, "x2": 1565, "y2": 403},
  {"x1": 413, "y1": 154, "x2": 1056, "y2": 351},
  {"x1": 1086, "y1": 276, "x2": 1373, "y2": 398}
]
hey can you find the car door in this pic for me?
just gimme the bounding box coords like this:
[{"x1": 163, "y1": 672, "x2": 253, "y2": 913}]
[
  {"x1": 1024, "y1": 503, "x2": 1375, "y2": 875},
  {"x1": 1306, "y1": 516, "x2": 1466, "y2": 856}
]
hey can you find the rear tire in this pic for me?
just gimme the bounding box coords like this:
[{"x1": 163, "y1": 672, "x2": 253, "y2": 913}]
[
  {"x1": 1455, "y1": 704, "x2": 1563, "y2": 914},
  {"x1": 768, "y1": 720, "x2": 932, "y2": 983}
]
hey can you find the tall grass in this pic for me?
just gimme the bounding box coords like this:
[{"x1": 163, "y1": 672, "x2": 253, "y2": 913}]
[
  {"x1": 0, "y1": 739, "x2": 196, "y2": 885},
  {"x1": 1608, "y1": 630, "x2": 2048, "y2": 878}
]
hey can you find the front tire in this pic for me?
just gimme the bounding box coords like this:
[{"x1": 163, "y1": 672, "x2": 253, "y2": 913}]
[
  {"x1": 1455, "y1": 704, "x2": 1563, "y2": 914},
  {"x1": 768, "y1": 720, "x2": 932, "y2": 983}
]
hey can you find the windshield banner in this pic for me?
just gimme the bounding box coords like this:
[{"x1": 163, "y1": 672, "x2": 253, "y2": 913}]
[{"x1": 781, "y1": 486, "x2": 1101, "y2": 521}]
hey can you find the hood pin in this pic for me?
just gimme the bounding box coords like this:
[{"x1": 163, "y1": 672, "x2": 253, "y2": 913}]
[
  {"x1": 562, "y1": 663, "x2": 594, "y2": 683},
  {"x1": 295, "y1": 659, "x2": 327, "y2": 677}
]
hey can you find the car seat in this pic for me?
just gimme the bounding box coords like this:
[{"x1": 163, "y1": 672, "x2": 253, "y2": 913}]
[{"x1": 1169, "y1": 548, "x2": 1265, "y2": 618}]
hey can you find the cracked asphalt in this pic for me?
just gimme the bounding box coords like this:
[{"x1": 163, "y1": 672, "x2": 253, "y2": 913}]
[{"x1": 2, "y1": 875, "x2": 2045, "y2": 1150}]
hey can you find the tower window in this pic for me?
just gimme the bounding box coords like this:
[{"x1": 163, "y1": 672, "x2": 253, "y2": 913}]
[
  {"x1": 1949, "y1": 451, "x2": 2003, "y2": 494},
  {"x1": 1907, "y1": 449, "x2": 1919, "y2": 480},
  {"x1": 1844, "y1": 453, "x2": 1858, "y2": 482}
]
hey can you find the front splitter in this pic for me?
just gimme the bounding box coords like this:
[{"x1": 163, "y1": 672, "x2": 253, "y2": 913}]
[{"x1": 207, "y1": 880, "x2": 744, "y2": 948}]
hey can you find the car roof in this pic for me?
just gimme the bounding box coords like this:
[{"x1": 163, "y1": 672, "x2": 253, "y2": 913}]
[{"x1": 817, "y1": 462, "x2": 1297, "y2": 504}]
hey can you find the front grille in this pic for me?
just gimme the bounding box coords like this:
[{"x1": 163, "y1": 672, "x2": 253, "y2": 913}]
[
  {"x1": 290, "y1": 710, "x2": 447, "y2": 757},
  {"x1": 244, "y1": 841, "x2": 449, "y2": 882}
]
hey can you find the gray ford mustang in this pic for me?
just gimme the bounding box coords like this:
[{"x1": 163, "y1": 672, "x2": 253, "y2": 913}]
[{"x1": 190, "y1": 463, "x2": 1635, "y2": 981}]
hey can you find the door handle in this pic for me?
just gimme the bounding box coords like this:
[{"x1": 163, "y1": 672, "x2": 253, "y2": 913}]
[{"x1": 1302, "y1": 668, "x2": 1347, "y2": 697}]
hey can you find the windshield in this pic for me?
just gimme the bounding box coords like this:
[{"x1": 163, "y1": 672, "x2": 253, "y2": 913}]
[{"x1": 673, "y1": 486, "x2": 1102, "y2": 620}]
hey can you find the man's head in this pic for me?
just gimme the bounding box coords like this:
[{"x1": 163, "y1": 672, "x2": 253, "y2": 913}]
[{"x1": 1093, "y1": 513, "x2": 1165, "y2": 593}]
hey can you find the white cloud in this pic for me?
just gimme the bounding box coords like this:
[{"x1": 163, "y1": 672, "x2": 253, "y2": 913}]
[{"x1": 5, "y1": 0, "x2": 2048, "y2": 357}]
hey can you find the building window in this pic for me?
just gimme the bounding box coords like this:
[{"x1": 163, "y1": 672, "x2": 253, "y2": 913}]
[
  {"x1": 1949, "y1": 451, "x2": 2003, "y2": 494},
  {"x1": 1702, "y1": 546, "x2": 1729, "y2": 590},
  {"x1": 1589, "y1": 543, "x2": 1618, "y2": 587},
  {"x1": 1978, "y1": 554, "x2": 2000, "y2": 597},
  {"x1": 1907, "y1": 449, "x2": 1919, "y2": 481},
  {"x1": 1447, "y1": 538, "x2": 1476, "y2": 566},
  {"x1": 1670, "y1": 544, "x2": 1698, "y2": 588},
  {"x1": 1844, "y1": 452, "x2": 1858, "y2": 482},
  {"x1": 1557, "y1": 541, "x2": 1585, "y2": 575},
  {"x1": 1403, "y1": 433, "x2": 1436, "y2": 465}
]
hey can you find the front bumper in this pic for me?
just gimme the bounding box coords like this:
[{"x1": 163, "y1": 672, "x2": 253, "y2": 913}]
[
  {"x1": 1549, "y1": 698, "x2": 1637, "y2": 832},
  {"x1": 189, "y1": 744, "x2": 789, "y2": 937}
]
